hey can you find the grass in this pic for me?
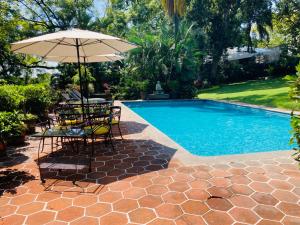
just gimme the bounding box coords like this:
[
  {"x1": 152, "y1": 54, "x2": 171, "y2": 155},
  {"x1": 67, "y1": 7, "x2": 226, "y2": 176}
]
[{"x1": 197, "y1": 78, "x2": 299, "y2": 110}]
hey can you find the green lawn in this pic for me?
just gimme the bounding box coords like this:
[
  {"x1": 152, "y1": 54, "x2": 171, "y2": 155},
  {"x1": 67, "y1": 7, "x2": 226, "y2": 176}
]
[{"x1": 197, "y1": 78, "x2": 299, "y2": 110}]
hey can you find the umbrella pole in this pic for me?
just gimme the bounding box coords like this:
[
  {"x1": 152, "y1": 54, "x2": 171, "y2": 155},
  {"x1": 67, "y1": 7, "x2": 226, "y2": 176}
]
[
  {"x1": 75, "y1": 39, "x2": 86, "y2": 121},
  {"x1": 83, "y1": 57, "x2": 91, "y2": 119}
]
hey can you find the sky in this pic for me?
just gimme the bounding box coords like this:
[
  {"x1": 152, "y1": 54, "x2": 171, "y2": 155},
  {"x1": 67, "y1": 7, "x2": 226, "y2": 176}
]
[{"x1": 94, "y1": 0, "x2": 108, "y2": 17}]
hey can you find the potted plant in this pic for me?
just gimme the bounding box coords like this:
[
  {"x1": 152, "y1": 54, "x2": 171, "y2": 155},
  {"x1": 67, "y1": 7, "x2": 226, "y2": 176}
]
[
  {"x1": 20, "y1": 113, "x2": 38, "y2": 134},
  {"x1": 0, "y1": 111, "x2": 26, "y2": 146}
]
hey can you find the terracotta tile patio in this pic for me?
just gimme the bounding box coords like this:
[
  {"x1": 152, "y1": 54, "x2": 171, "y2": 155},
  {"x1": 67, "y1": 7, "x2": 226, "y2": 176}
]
[{"x1": 0, "y1": 101, "x2": 300, "y2": 225}]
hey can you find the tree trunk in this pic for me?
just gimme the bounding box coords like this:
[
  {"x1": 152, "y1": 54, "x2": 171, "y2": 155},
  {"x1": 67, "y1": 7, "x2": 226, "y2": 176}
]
[
  {"x1": 210, "y1": 54, "x2": 220, "y2": 84},
  {"x1": 246, "y1": 22, "x2": 252, "y2": 53}
]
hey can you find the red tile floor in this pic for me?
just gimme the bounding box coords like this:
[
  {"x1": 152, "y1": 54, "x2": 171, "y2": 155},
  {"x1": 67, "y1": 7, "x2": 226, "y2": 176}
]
[{"x1": 0, "y1": 102, "x2": 300, "y2": 225}]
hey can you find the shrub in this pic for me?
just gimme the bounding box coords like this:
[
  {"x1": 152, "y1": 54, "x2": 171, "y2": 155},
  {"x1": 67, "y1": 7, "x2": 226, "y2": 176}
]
[
  {"x1": 0, "y1": 111, "x2": 25, "y2": 141},
  {"x1": 0, "y1": 84, "x2": 58, "y2": 116},
  {"x1": 21, "y1": 84, "x2": 54, "y2": 116},
  {"x1": 287, "y1": 62, "x2": 300, "y2": 166},
  {"x1": 0, "y1": 85, "x2": 24, "y2": 111}
]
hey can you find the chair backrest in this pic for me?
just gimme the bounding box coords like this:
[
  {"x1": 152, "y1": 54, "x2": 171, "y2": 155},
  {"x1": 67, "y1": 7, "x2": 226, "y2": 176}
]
[
  {"x1": 72, "y1": 89, "x2": 87, "y2": 101},
  {"x1": 110, "y1": 106, "x2": 121, "y2": 121},
  {"x1": 67, "y1": 90, "x2": 80, "y2": 100},
  {"x1": 55, "y1": 105, "x2": 82, "y2": 126},
  {"x1": 36, "y1": 119, "x2": 52, "y2": 132}
]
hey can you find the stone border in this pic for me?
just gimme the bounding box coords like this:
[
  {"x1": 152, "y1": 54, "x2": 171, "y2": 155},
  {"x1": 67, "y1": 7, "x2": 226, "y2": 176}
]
[{"x1": 119, "y1": 100, "x2": 294, "y2": 166}]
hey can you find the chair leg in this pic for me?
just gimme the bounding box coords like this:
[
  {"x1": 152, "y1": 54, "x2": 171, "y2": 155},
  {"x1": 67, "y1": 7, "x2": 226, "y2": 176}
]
[
  {"x1": 117, "y1": 123, "x2": 123, "y2": 139},
  {"x1": 108, "y1": 133, "x2": 115, "y2": 151},
  {"x1": 51, "y1": 137, "x2": 53, "y2": 153},
  {"x1": 41, "y1": 138, "x2": 45, "y2": 153}
]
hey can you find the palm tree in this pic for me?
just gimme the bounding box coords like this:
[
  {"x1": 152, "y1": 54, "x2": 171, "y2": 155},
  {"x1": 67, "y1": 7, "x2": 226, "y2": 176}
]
[{"x1": 161, "y1": 0, "x2": 186, "y2": 40}]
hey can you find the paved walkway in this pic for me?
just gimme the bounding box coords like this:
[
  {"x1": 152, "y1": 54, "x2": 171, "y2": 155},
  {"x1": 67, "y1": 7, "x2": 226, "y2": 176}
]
[{"x1": 0, "y1": 102, "x2": 300, "y2": 225}]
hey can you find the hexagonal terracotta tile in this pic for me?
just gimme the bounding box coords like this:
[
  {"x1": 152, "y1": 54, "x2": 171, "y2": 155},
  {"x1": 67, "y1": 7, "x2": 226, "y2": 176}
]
[
  {"x1": 185, "y1": 189, "x2": 209, "y2": 201},
  {"x1": 70, "y1": 217, "x2": 99, "y2": 225},
  {"x1": 272, "y1": 190, "x2": 298, "y2": 203},
  {"x1": 2, "y1": 214, "x2": 26, "y2": 225},
  {"x1": 139, "y1": 195, "x2": 163, "y2": 208},
  {"x1": 73, "y1": 194, "x2": 97, "y2": 207},
  {"x1": 123, "y1": 187, "x2": 146, "y2": 199},
  {"x1": 209, "y1": 177, "x2": 231, "y2": 187},
  {"x1": 26, "y1": 211, "x2": 56, "y2": 225},
  {"x1": 17, "y1": 202, "x2": 45, "y2": 215},
  {"x1": 0, "y1": 205, "x2": 17, "y2": 217},
  {"x1": 203, "y1": 211, "x2": 234, "y2": 225},
  {"x1": 168, "y1": 182, "x2": 190, "y2": 192},
  {"x1": 113, "y1": 199, "x2": 138, "y2": 212},
  {"x1": 269, "y1": 179, "x2": 293, "y2": 190},
  {"x1": 156, "y1": 203, "x2": 183, "y2": 219},
  {"x1": 147, "y1": 218, "x2": 175, "y2": 225},
  {"x1": 282, "y1": 216, "x2": 300, "y2": 225},
  {"x1": 249, "y1": 182, "x2": 273, "y2": 193},
  {"x1": 36, "y1": 192, "x2": 61, "y2": 202},
  {"x1": 129, "y1": 208, "x2": 156, "y2": 223},
  {"x1": 162, "y1": 191, "x2": 187, "y2": 204},
  {"x1": 47, "y1": 198, "x2": 72, "y2": 210},
  {"x1": 256, "y1": 220, "x2": 282, "y2": 225},
  {"x1": 277, "y1": 202, "x2": 300, "y2": 216},
  {"x1": 251, "y1": 192, "x2": 278, "y2": 205},
  {"x1": 181, "y1": 200, "x2": 209, "y2": 215},
  {"x1": 100, "y1": 212, "x2": 128, "y2": 225},
  {"x1": 254, "y1": 205, "x2": 284, "y2": 220},
  {"x1": 98, "y1": 191, "x2": 122, "y2": 202},
  {"x1": 229, "y1": 195, "x2": 256, "y2": 208},
  {"x1": 146, "y1": 185, "x2": 168, "y2": 195},
  {"x1": 230, "y1": 184, "x2": 254, "y2": 195},
  {"x1": 176, "y1": 214, "x2": 206, "y2": 225},
  {"x1": 10, "y1": 194, "x2": 35, "y2": 205},
  {"x1": 86, "y1": 202, "x2": 111, "y2": 217},
  {"x1": 189, "y1": 180, "x2": 210, "y2": 189},
  {"x1": 229, "y1": 207, "x2": 259, "y2": 224},
  {"x1": 131, "y1": 178, "x2": 152, "y2": 188},
  {"x1": 206, "y1": 197, "x2": 233, "y2": 211},
  {"x1": 56, "y1": 206, "x2": 84, "y2": 222},
  {"x1": 207, "y1": 186, "x2": 233, "y2": 198}
]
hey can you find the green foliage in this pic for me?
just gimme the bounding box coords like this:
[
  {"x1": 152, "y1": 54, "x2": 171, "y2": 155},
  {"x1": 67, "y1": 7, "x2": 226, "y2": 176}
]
[
  {"x1": 21, "y1": 84, "x2": 56, "y2": 116},
  {"x1": 0, "y1": 111, "x2": 25, "y2": 141},
  {"x1": 0, "y1": 85, "x2": 25, "y2": 111},
  {"x1": 287, "y1": 62, "x2": 300, "y2": 165},
  {"x1": 0, "y1": 84, "x2": 56, "y2": 116}
]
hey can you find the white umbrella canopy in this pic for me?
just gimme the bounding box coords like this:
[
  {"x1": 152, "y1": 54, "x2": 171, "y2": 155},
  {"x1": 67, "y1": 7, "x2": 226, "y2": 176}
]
[
  {"x1": 11, "y1": 28, "x2": 137, "y2": 57},
  {"x1": 45, "y1": 54, "x2": 124, "y2": 63}
]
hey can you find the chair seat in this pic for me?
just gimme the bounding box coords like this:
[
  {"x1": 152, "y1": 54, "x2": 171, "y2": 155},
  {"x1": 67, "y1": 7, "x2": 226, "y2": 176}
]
[
  {"x1": 84, "y1": 126, "x2": 109, "y2": 135},
  {"x1": 63, "y1": 119, "x2": 83, "y2": 125},
  {"x1": 111, "y1": 119, "x2": 119, "y2": 125}
]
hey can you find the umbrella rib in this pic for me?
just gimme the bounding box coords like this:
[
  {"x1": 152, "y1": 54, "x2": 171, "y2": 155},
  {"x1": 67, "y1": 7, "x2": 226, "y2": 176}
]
[
  {"x1": 79, "y1": 39, "x2": 87, "y2": 58},
  {"x1": 12, "y1": 41, "x2": 40, "y2": 52},
  {"x1": 98, "y1": 40, "x2": 121, "y2": 53},
  {"x1": 42, "y1": 38, "x2": 66, "y2": 58}
]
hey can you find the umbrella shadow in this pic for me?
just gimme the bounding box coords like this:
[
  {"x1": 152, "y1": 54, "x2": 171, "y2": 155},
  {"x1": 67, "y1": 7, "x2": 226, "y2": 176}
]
[{"x1": 35, "y1": 138, "x2": 177, "y2": 193}]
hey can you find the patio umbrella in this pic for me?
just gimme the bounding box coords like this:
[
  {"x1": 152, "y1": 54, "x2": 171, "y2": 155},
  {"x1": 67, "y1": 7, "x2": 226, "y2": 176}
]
[
  {"x1": 44, "y1": 54, "x2": 124, "y2": 63},
  {"x1": 11, "y1": 28, "x2": 136, "y2": 118}
]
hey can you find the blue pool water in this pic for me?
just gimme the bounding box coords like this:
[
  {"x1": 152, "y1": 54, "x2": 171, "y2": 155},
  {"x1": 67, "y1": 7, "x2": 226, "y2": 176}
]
[{"x1": 124, "y1": 100, "x2": 293, "y2": 156}]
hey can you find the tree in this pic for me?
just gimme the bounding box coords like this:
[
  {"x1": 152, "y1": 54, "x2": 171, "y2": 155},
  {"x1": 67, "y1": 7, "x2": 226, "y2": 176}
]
[
  {"x1": 188, "y1": 0, "x2": 241, "y2": 83},
  {"x1": 274, "y1": 0, "x2": 300, "y2": 54},
  {"x1": 161, "y1": 0, "x2": 186, "y2": 40},
  {"x1": 240, "y1": 0, "x2": 272, "y2": 52}
]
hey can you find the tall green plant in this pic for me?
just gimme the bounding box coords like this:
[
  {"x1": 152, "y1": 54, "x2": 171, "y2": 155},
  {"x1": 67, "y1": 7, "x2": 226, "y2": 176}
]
[{"x1": 286, "y1": 63, "x2": 300, "y2": 166}]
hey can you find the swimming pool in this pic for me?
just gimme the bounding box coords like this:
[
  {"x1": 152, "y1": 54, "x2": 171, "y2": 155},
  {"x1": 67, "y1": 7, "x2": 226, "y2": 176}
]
[{"x1": 123, "y1": 100, "x2": 293, "y2": 156}]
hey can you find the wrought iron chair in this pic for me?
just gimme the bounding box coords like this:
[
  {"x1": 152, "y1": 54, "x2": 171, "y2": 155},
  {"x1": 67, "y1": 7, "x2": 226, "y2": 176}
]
[{"x1": 109, "y1": 106, "x2": 123, "y2": 139}]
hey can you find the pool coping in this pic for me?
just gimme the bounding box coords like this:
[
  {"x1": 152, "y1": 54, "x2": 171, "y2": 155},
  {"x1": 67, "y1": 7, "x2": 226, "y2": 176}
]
[{"x1": 119, "y1": 99, "x2": 295, "y2": 166}]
